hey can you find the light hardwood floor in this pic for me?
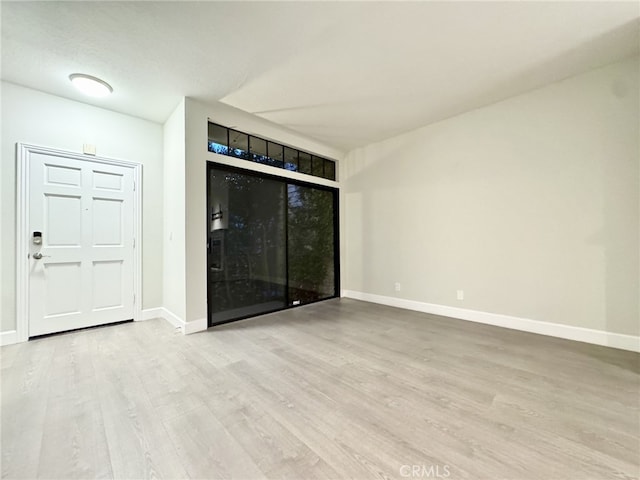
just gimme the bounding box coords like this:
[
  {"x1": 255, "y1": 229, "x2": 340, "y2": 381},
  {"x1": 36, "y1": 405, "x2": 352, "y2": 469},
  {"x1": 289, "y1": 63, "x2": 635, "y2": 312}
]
[{"x1": 1, "y1": 298, "x2": 639, "y2": 479}]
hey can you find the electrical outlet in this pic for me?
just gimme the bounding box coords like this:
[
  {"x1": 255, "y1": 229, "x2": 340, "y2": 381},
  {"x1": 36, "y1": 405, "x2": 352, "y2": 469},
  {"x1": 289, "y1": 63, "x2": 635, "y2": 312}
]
[
  {"x1": 394, "y1": 282, "x2": 401, "y2": 292},
  {"x1": 456, "y1": 290, "x2": 464, "y2": 300}
]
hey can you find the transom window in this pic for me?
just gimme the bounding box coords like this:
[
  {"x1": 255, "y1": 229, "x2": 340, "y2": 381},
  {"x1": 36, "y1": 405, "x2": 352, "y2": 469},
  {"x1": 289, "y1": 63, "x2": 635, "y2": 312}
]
[{"x1": 208, "y1": 122, "x2": 336, "y2": 181}]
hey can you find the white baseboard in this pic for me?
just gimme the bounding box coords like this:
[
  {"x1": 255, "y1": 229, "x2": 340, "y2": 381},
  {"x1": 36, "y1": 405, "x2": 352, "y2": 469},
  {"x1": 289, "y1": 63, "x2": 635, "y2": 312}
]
[
  {"x1": 342, "y1": 290, "x2": 640, "y2": 353},
  {"x1": 140, "y1": 307, "x2": 165, "y2": 322},
  {"x1": 142, "y1": 307, "x2": 185, "y2": 332},
  {"x1": 0, "y1": 330, "x2": 17, "y2": 347},
  {"x1": 141, "y1": 308, "x2": 207, "y2": 335},
  {"x1": 185, "y1": 317, "x2": 207, "y2": 335},
  {"x1": 2, "y1": 309, "x2": 205, "y2": 345}
]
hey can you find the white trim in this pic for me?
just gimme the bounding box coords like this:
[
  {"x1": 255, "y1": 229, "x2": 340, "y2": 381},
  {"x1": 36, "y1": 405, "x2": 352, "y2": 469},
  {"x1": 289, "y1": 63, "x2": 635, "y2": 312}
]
[
  {"x1": 3, "y1": 306, "x2": 205, "y2": 343},
  {"x1": 185, "y1": 317, "x2": 207, "y2": 335},
  {"x1": 140, "y1": 307, "x2": 165, "y2": 322},
  {"x1": 15, "y1": 143, "x2": 143, "y2": 343},
  {"x1": 140, "y1": 308, "x2": 207, "y2": 335},
  {"x1": 16, "y1": 144, "x2": 29, "y2": 343},
  {"x1": 141, "y1": 307, "x2": 185, "y2": 332},
  {"x1": 142, "y1": 307, "x2": 208, "y2": 335},
  {"x1": 158, "y1": 308, "x2": 185, "y2": 331},
  {"x1": 0, "y1": 330, "x2": 18, "y2": 347},
  {"x1": 342, "y1": 290, "x2": 640, "y2": 353}
]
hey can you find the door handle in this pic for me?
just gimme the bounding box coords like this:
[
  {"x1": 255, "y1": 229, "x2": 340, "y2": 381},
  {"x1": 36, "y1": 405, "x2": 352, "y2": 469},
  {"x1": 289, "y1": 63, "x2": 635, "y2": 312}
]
[{"x1": 32, "y1": 252, "x2": 51, "y2": 259}]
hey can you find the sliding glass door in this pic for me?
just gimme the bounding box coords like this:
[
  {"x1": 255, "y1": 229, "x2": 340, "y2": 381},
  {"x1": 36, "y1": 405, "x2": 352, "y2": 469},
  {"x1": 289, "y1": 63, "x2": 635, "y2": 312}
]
[
  {"x1": 287, "y1": 184, "x2": 336, "y2": 304},
  {"x1": 207, "y1": 164, "x2": 338, "y2": 326}
]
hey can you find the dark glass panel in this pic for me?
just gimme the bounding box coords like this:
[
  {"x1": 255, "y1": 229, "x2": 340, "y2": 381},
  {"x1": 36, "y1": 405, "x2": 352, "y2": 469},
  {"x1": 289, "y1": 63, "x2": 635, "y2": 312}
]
[
  {"x1": 267, "y1": 142, "x2": 284, "y2": 168},
  {"x1": 323, "y1": 160, "x2": 336, "y2": 181},
  {"x1": 249, "y1": 136, "x2": 269, "y2": 164},
  {"x1": 312, "y1": 155, "x2": 324, "y2": 178},
  {"x1": 298, "y1": 152, "x2": 312, "y2": 174},
  {"x1": 208, "y1": 123, "x2": 229, "y2": 155},
  {"x1": 228, "y1": 130, "x2": 249, "y2": 159},
  {"x1": 208, "y1": 167, "x2": 287, "y2": 325},
  {"x1": 284, "y1": 147, "x2": 298, "y2": 171},
  {"x1": 288, "y1": 185, "x2": 335, "y2": 305}
]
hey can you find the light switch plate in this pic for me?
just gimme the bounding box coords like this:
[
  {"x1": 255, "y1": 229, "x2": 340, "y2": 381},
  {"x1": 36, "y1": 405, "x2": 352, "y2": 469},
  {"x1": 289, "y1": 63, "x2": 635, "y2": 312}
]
[{"x1": 83, "y1": 144, "x2": 96, "y2": 155}]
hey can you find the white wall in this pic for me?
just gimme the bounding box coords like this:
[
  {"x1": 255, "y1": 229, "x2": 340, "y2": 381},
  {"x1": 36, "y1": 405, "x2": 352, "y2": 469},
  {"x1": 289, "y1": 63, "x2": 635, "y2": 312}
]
[
  {"x1": 183, "y1": 98, "x2": 344, "y2": 325},
  {"x1": 162, "y1": 100, "x2": 187, "y2": 321},
  {"x1": 1, "y1": 82, "x2": 164, "y2": 333},
  {"x1": 343, "y1": 57, "x2": 639, "y2": 337}
]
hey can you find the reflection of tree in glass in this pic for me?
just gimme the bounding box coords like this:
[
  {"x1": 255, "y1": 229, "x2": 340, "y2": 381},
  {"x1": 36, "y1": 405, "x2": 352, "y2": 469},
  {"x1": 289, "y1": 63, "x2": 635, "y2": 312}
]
[
  {"x1": 208, "y1": 142, "x2": 229, "y2": 155},
  {"x1": 288, "y1": 184, "x2": 335, "y2": 302}
]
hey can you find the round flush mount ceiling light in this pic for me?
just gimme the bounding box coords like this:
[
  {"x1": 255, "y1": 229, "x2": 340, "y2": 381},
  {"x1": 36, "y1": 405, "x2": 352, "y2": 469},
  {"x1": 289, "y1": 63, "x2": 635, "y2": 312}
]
[{"x1": 69, "y1": 73, "x2": 113, "y2": 97}]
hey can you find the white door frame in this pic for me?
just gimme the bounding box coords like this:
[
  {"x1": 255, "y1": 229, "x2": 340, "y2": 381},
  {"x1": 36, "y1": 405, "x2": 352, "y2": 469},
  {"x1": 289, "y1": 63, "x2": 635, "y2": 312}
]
[{"x1": 16, "y1": 143, "x2": 142, "y2": 343}]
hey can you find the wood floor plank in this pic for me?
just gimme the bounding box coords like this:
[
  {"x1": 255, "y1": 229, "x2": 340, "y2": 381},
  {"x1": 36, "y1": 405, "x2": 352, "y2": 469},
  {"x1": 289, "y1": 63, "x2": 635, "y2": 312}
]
[
  {"x1": 92, "y1": 323, "x2": 190, "y2": 480},
  {"x1": 1, "y1": 298, "x2": 638, "y2": 479},
  {"x1": 36, "y1": 330, "x2": 113, "y2": 479},
  {"x1": 162, "y1": 404, "x2": 266, "y2": 480},
  {"x1": 1, "y1": 335, "x2": 58, "y2": 479}
]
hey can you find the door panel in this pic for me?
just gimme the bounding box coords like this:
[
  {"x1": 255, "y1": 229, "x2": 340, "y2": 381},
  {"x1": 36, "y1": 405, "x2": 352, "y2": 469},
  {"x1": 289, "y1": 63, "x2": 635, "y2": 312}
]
[
  {"x1": 28, "y1": 152, "x2": 135, "y2": 336},
  {"x1": 92, "y1": 260, "x2": 124, "y2": 309},
  {"x1": 93, "y1": 170, "x2": 123, "y2": 190},
  {"x1": 43, "y1": 262, "x2": 82, "y2": 316},
  {"x1": 45, "y1": 194, "x2": 82, "y2": 245},
  {"x1": 45, "y1": 163, "x2": 81, "y2": 186},
  {"x1": 92, "y1": 198, "x2": 123, "y2": 245}
]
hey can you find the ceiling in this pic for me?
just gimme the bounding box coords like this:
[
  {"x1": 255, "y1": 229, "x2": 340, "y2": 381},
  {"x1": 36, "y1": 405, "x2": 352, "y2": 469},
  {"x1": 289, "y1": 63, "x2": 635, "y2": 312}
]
[{"x1": 2, "y1": 1, "x2": 638, "y2": 152}]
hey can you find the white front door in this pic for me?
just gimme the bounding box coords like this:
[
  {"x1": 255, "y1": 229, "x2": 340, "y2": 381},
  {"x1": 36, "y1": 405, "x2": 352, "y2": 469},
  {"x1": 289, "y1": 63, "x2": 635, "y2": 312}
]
[{"x1": 28, "y1": 151, "x2": 136, "y2": 337}]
